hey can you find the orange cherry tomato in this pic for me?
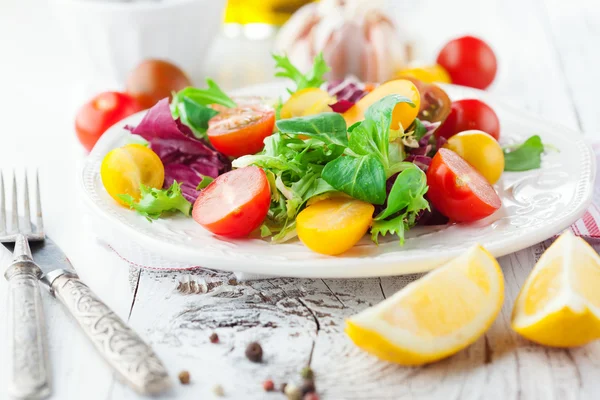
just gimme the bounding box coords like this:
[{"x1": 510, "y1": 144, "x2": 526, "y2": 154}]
[
  {"x1": 192, "y1": 167, "x2": 271, "y2": 238},
  {"x1": 343, "y1": 79, "x2": 421, "y2": 130},
  {"x1": 426, "y1": 148, "x2": 501, "y2": 222},
  {"x1": 444, "y1": 130, "x2": 504, "y2": 184},
  {"x1": 396, "y1": 64, "x2": 451, "y2": 84},
  {"x1": 280, "y1": 88, "x2": 335, "y2": 119},
  {"x1": 296, "y1": 198, "x2": 374, "y2": 255},
  {"x1": 100, "y1": 144, "x2": 164, "y2": 206},
  {"x1": 207, "y1": 105, "x2": 275, "y2": 157}
]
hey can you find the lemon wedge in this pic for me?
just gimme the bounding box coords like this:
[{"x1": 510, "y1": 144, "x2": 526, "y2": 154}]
[
  {"x1": 511, "y1": 231, "x2": 600, "y2": 347},
  {"x1": 346, "y1": 245, "x2": 504, "y2": 365}
]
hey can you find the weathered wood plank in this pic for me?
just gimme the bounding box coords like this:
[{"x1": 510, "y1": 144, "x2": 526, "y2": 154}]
[{"x1": 542, "y1": 0, "x2": 600, "y2": 134}]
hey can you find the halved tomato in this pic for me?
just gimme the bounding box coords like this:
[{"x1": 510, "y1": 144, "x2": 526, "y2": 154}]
[
  {"x1": 426, "y1": 148, "x2": 501, "y2": 222},
  {"x1": 207, "y1": 105, "x2": 275, "y2": 157},
  {"x1": 343, "y1": 79, "x2": 421, "y2": 130},
  {"x1": 192, "y1": 166, "x2": 271, "y2": 238},
  {"x1": 404, "y1": 77, "x2": 451, "y2": 124}
]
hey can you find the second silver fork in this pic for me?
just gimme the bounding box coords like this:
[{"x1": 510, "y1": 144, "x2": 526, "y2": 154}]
[{"x1": 1, "y1": 171, "x2": 51, "y2": 400}]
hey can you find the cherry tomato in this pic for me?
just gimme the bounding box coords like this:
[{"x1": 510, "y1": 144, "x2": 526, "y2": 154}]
[
  {"x1": 444, "y1": 130, "x2": 505, "y2": 184},
  {"x1": 76, "y1": 92, "x2": 142, "y2": 152},
  {"x1": 126, "y1": 59, "x2": 191, "y2": 109},
  {"x1": 101, "y1": 144, "x2": 165, "y2": 205},
  {"x1": 426, "y1": 148, "x2": 501, "y2": 222},
  {"x1": 436, "y1": 99, "x2": 500, "y2": 140},
  {"x1": 192, "y1": 166, "x2": 271, "y2": 238},
  {"x1": 207, "y1": 105, "x2": 275, "y2": 157},
  {"x1": 436, "y1": 36, "x2": 497, "y2": 90},
  {"x1": 280, "y1": 88, "x2": 334, "y2": 119},
  {"x1": 396, "y1": 64, "x2": 451, "y2": 84},
  {"x1": 296, "y1": 198, "x2": 374, "y2": 255},
  {"x1": 344, "y1": 79, "x2": 421, "y2": 130},
  {"x1": 404, "y1": 77, "x2": 451, "y2": 124}
]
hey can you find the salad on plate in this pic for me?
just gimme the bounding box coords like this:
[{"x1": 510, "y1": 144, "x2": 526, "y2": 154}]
[{"x1": 99, "y1": 54, "x2": 547, "y2": 256}]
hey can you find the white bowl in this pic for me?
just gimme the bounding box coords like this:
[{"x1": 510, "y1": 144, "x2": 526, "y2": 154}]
[{"x1": 50, "y1": 0, "x2": 226, "y2": 88}]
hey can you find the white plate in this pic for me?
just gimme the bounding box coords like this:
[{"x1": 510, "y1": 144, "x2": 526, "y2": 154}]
[{"x1": 81, "y1": 82, "x2": 595, "y2": 278}]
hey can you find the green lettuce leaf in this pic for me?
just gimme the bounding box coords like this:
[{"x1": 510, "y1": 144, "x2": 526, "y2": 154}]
[
  {"x1": 195, "y1": 175, "x2": 214, "y2": 190},
  {"x1": 276, "y1": 113, "x2": 348, "y2": 147},
  {"x1": 375, "y1": 166, "x2": 429, "y2": 221},
  {"x1": 171, "y1": 79, "x2": 236, "y2": 139},
  {"x1": 118, "y1": 181, "x2": 192, "y2": 221},
  {"x1": 273, "y1": 53, "x2": 330, "y2": 94},
  {"x1": 322, "y1": 154, "x2": 387, "y2": 204},
  {"x1": 503, "y1": 135, "x2": 545, "y2": 171}
]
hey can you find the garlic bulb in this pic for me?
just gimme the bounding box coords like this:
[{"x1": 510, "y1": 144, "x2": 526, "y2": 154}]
[{"x1": 275, "y1": 0, "x2": 410, "y2": 83}]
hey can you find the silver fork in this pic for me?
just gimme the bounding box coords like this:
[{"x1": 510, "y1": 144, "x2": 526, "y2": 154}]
[{"x1": 1, "y1": 170, "x2": 51, "y2": 400}]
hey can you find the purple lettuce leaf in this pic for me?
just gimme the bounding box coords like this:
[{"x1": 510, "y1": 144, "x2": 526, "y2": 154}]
[
  {"x1": 326, "y1": 77, "x2": 367, "y2": 113},
  {"x1": 329, "y1": 99, "x2": 355, "y2": 113},
  {"x1": 126, "y1": 98, "x2": 230, "y2": 202},
  {"x1": 406, "y1": 120, "x2": 442, "y2": 172}
]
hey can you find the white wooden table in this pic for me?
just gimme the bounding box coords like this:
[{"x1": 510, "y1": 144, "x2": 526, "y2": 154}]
[{"x1": 1, "y1": 0, "x2": 600, "y2": 398}]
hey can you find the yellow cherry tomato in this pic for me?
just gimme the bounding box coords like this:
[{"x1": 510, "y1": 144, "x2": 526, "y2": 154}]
[
  {"x1": 343, "y1": 79, "x2": 421, "y2": 131},
  {"x1": 396, "y1": 64, "x2": 452, "y2": 84},
  {"x1": 280, "y1": 88, "x2": 335, "y2": 119},
  {"x1": 444, "y1": 130, "x2": 504, "y2": 184},
  {"x1": 101, "y1": 143, "x2": 165, "y2": 205},
  {"x1": 296, "y1": 198, "x2": 375, "y2": 255}
]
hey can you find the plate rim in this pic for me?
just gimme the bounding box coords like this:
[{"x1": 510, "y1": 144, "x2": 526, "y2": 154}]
[{"x1": 80, "y1": 82, "x2": 596, "y2": 278}]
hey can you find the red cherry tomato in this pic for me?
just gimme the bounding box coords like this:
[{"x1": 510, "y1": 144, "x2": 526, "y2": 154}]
[
  {"x1": 436, "y1": 36, "x2": 497, "y2": 90},
  {"x1": 436, "y1": 99, "x2": 500, "y2": 140},
  {"x1": 192, "y1": 166, "x2": 271, "y2": 238},
  {"x1": 75, "y1": 92, "x2": 142, "y2": 152},
  {"x1": 207, "y1": 105, "x2": 275, "y2": 157},
  {"x1": 426, "y1": 148, "x2": 501, "y2": 222}
]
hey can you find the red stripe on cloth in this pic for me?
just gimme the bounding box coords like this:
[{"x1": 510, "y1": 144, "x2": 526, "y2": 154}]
[
  {"x1": 582, "y1": 211, "x2": 597, "y2": 237},
  {"x1": 585, "y1": 206, "x2": 600, "y2": 237},
  {"x1": 571, "y1": 219, "x2": 585, "y2": 236}
]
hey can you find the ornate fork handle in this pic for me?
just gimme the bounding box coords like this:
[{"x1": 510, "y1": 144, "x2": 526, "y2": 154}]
[
  {"x1": 5, "y1": 263, "x2": 51, "y2": 400},
  {"x1": 45, "y1": 271, "x2": 171, "y2": 395}
]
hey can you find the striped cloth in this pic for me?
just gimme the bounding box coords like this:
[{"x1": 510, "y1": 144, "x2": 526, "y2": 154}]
[{"x1": 569, "y1": 142, "x2": 600, "y2": 238}]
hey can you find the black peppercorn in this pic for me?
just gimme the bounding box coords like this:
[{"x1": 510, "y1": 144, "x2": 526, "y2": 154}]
[{"x1": 245, "y1": 341, "x2": 263, "y2": 363}]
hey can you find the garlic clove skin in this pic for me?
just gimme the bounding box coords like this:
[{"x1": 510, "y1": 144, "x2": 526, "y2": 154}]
[{"x1": 275, "y1": 0, "x2": 408, "y2": 82}]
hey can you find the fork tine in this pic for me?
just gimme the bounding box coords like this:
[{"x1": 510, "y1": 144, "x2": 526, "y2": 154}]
[
  {"x1": 0, "y1": 171, "x2": 5, "y2": 234},
  {"x1": 23, "y1": 171, "x2": 32, "y2": 233},
  {"x1": 36, "y1": 169, "x2": 43, "y2": 235},
  {"x1": 11, "y1": 170, "x2": 18, "y2": 233}
]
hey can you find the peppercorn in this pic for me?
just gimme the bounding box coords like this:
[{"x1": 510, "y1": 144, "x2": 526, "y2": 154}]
[
  {"x1": 300, "y1": 367, "x2": 314, "y2": 380},
  {"x1": 284, "y1": 383, "x2": 302, "y2": 400},
  {"x1": 303, "y1": 393, "x2": 319, "y2": 400},
  {"x1": 209, "y1": 332, "x2": 219, "y2": 344},
  {"x1": 213, "y1": 384, "x2": 225, "y2": 397},
  {"x1": 245, "y1": 342, "x2": 263, "y2": 363},
  {"x1": 301, "y1": 379, "x2": 316, "y2": 395},
  {"x1": 178, "y1": 370, "x2": 190, "y2": 385},
  {"x1": 263, "y1": 379, "x2": 275, "y2": 392}
]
